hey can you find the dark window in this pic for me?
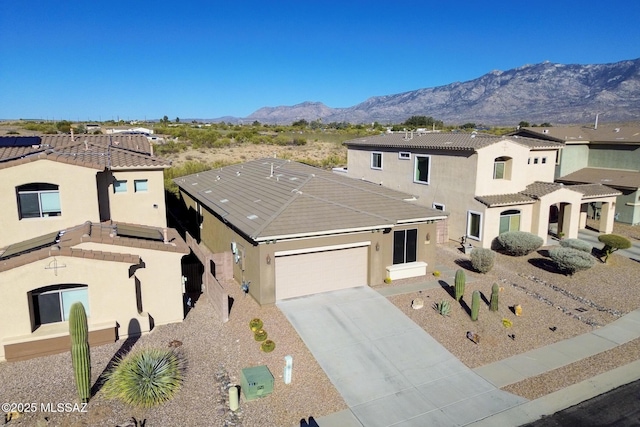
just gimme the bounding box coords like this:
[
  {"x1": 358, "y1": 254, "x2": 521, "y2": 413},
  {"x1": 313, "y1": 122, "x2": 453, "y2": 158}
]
[
  {"x1": 16, "y1": 183, "x2": 61, "y2": 219},
  {"x1": 414, "y1": 156, "x2": 430, "y2": 184},
  {"x1": 31, "y1": 285, "x2": 88, "y2": 326},
  {"x1": 393, "y1": 229, "x2": 418, "y2": 264}
]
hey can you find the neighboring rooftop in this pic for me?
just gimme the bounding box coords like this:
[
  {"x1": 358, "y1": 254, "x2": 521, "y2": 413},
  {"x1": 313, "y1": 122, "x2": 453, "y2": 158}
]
[
  {"x1": 515, "y1": 124, "x2": 640, "y2": 144},
  {"x1": 344, "y1": 132, "x2": 563, "y2": 151},
  {"x1": 0, "y1": 135, "x2": 170, "y2": 170},
  {"x1": 0, "y1": 221, "x2": 189, "y2": 272},
  {"x1": 174, "y1": 158, "x2": 447, "y2": 242},
  {"x1": 558, "y1": 167, "x2": 640, "y2": 190}
]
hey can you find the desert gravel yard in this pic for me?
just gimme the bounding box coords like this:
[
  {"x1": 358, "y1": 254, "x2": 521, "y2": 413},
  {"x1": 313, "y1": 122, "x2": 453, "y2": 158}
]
[{"x1": 1, "y1": 235, "x2": 639, "y2": 426}]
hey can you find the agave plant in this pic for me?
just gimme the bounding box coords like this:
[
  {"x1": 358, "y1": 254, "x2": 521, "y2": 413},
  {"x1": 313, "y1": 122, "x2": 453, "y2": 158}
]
[
  {"x1": 433, "y1": 300, "x2": 451, "y2": 317},
  {"x1": 103, "y1": 348, "x2": 184, "y2": 408}
]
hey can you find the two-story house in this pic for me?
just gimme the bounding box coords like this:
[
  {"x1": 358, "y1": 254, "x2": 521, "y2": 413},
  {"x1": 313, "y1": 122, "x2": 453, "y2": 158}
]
[
  {"x1": 345, "y1": 132, "x2": 620, "y2": 249},
  {"x1": 513, "y1": 124, "x2": 640, "y2": 225},
  {"x1": 0, "y1": 135, "x2": 189, "y2": 362}
]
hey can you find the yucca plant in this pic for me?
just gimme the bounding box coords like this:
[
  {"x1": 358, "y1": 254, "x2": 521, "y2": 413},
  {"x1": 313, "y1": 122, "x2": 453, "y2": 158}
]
[
  {"x1": 433, "y1": 300, "x2": 451, "y2": 317},
  {"x1": 103, "y1": 348, "x2": 183, "y2": 408}
]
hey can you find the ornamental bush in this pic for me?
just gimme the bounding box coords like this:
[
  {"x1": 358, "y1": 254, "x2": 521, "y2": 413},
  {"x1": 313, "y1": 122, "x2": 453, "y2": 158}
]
[
  {"x1": 470, "y1": 248, "x2": 495, "y2": 273},
  {"x1": 549, "y1": 247, "x2": 595, "y2": 275},
  {"x1": 598, "y1": 234, "x2": 632, "y2": 263},
  {"x1": 497, "y1": 231, "x2": 544, "y2": 256},
  {"x1": 104, "y1": 349, "x2": 184, "y2": 408},
  {"x1": 559, "y1": 238, "x2": 592, "y2": 253}
]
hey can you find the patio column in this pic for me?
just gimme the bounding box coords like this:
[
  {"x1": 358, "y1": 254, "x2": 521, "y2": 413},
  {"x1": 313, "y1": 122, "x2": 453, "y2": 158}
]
[
  {"x1": 563, "y1": 203, "x2": 580, "y2": 239},
  {"x1": 599, "y1": 201, "x2": 615, "y2": 233}
]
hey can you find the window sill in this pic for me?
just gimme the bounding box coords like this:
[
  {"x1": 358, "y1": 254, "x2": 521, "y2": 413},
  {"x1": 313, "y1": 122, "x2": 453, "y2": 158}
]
[{"x1": 386, "y1": 261, "x2": 427, "y2": 280}]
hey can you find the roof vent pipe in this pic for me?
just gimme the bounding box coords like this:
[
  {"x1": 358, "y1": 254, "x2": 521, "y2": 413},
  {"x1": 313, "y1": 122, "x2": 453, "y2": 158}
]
[
  {"x1": 163, "y1": 228, "x2": 168, "y2": 244},
  {"x1": 70, "y1": 127, "x2": 74, "y2": 141},
  {"x1": 594, "y1": 113, "x2": 600, "y2": 130},
  {"x1": 270, "y1": 163, "x2": 274, "y2": 177}
]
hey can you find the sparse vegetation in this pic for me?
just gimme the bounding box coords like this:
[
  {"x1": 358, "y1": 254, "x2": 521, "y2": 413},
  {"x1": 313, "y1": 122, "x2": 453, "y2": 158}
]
[
  {"x1": 497, "y1": 231, "x2": 544, "y2": 256},
  {"x1": 433, "y1": 300, "x2": 451, "y2": 316}
]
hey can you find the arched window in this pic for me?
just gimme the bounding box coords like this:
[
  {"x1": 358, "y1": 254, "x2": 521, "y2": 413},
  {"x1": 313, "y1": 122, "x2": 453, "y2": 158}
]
[
  {"x1": 499, "y1": 209, "x2": 520, "y2": 233},
  {"x1": 493, "y1": 157, "x2": 512, "y2": 180},
  {"x1": 29, "y1": 284, "x2": 88, "y2": 326},
  {"x1": 16, "y1": 183, "x2": 61, "y2": 219}
]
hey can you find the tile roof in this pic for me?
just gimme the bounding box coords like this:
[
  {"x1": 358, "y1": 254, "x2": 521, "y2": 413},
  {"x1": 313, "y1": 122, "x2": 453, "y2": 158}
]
[
  {"x1": 474, "y1": 193, "x2": 536, "y2": 207},
  {"x1": 515, "y1": 124, "x2": 640, "y2": 144},
  {"x1": 0, "y1": 135, "x2": 169, "y2": 170},
  {"x1": 344, "y1": 132, "x2": 562, "y2": 151},
  {"x1": 476, "y1": 181, "x2": 621, "y2": 207},
  {"x1": 174, "y1": 159, "x2": 447, "y2": 242},
  {"x1": 558, "y1": 167, "x2": 640, "y2": 190},
  {"x1": 0, "y1": 221, "x2": 188, "y2": 273}
]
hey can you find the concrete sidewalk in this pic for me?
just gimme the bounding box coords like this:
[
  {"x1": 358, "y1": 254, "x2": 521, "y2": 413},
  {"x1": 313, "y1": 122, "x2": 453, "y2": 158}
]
[{"x1": 284, "y1": 270, "x2": 640, "y2": 426}]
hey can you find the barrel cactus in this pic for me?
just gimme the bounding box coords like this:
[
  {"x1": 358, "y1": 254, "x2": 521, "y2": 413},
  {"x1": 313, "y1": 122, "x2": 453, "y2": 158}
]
[{"x1": 69, "y1": 302, "x2": 91, "y2": 403}]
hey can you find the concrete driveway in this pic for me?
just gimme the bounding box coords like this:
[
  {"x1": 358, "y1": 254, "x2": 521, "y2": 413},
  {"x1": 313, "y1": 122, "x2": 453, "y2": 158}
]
[
  {"x1": 578, "y1": 228, "x2": 640, "y2": 261},
  {"x1": 278, "y1": 286, "x2": 527, "y2": 427}
]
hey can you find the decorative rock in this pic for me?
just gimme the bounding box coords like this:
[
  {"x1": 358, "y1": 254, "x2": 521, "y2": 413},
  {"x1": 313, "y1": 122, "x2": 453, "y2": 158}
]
[
  {"x1": 466, "y1": 331, "x2": 480, "y2": 344},
  {"x1": 515, "y1": 304, "x2": 522, "y2": 316},
  {"x1": 411, "y1": 298, "x2": 424, "y2": 310}
]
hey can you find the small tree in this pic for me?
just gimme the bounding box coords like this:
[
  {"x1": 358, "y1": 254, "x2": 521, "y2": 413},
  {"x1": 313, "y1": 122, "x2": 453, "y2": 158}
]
[{"x1": 598, "y1": 234, "x2": 631, "y2": 263}]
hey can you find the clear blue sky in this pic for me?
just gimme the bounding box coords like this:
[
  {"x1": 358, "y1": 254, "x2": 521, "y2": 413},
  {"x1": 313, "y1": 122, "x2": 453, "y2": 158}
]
[{"x1": 1, "y1": 0, "x2": 639, "y2": 121}]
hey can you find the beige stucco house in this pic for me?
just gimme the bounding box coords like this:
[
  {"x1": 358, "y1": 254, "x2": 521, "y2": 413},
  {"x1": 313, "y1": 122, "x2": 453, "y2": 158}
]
[
  {"x1": 174, "y1": 159, "x2": 446, "y2": 305},
  {"x1": 345, "y1": 132, "x2": 620, "y2": 249},
  {"x1": 0, "y1": 135, "x2": 189, "y2": 362}
]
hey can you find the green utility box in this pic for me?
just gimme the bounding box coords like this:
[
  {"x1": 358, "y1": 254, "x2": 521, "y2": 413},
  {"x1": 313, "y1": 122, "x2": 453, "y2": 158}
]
[{"x1": 240, "y1": 365, "x2": 274, "y2": 401}]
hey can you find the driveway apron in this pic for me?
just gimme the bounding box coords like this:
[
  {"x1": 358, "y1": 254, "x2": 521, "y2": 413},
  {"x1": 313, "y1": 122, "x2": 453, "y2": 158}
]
[{"x1": 278, "y1": 286, "x2": 527, "y2": 427}]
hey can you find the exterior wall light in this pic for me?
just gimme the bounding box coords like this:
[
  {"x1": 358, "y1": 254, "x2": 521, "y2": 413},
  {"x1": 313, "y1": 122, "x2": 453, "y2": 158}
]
[
  {"x1": 266, "y1": 254, "x2": 272, "y2": 265},
  {"x1": 375, "y1": 242, "x2": 380, "y2": 251}
]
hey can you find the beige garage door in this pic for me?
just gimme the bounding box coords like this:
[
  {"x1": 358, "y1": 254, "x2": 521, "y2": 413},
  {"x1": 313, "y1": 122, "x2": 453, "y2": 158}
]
[{"x1": 275, "y1": 246, "x2": 368, "y2": 300}]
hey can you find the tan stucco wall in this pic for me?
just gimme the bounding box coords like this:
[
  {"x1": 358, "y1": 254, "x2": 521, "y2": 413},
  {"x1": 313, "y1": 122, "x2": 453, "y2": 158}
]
[
  {"x1": 108, "y1": 169, "x2": 167, "y2": 227},
  {"x1": 74, "y1": 242, "x2": 185, "y2": 327},
  {"x1": 0, "y1": 241, "x2": 185, "y2": 361},
  {"x1": 531, "y1": 188, "x2": 584, "y2": 240},
  {"x1": 0, "y1": 160, "x2": 101, "y2": 248},
  {"x1": 0, "y1": 256, "x2": 146, "y2": 362}
]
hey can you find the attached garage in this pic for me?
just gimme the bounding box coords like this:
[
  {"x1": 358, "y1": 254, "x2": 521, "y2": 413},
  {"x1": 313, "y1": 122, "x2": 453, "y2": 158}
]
[{"x1": 275, "y1": 244, "x2": 369, "y2": 300}]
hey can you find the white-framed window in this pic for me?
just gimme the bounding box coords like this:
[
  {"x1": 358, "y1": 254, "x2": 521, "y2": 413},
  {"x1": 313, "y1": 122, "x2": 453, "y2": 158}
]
[
  {"x1": 114, "y1": 180, "x2": 128, "y2": 193},
  {"x1": 134, "y1": 179, "x2": 148, "y2": 192},
  {"x1": 432, "y1": 202, "x2": 445, "y2": 211},
  {"x1": 393, "y1": 229, "x2": 417, "y2": 265},
  {"x1": 467, "y1": 210, "x2": 483, "y2": 241},
  {"x1": 30, "y1": 285, "x2": 89, "y2": 326},
  {"x1": 371, "y1": 152, "x2": 383, "y2": 170},
  {"x1": 493, "y1": 156, "x2": 512, "y2": 179},
  {"x1": 414, "y1": 155, "x2": 431, "y2": 184},
  {"x1": 499, "y1": 209, "x2": 521, "y2": 234},
  {"x1": 16, "y1": 183, "x2": 61, "y2": 219},
  {"x1": 398, "y1": 151, "x2": 411, "y2": 160}
]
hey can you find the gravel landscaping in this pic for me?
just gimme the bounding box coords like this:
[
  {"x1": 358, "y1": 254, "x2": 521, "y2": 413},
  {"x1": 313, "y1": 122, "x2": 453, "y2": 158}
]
[{"x1": 1, "y1": 231, "x2": 638, "y2": 426}]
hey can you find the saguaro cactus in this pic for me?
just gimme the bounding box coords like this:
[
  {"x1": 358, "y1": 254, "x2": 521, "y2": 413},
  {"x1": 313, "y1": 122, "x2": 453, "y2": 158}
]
[
  {"x1": 454, "y1": 269, "x2": 466, "y2": 302},
  {"x1": 69, "y1": 302, "x2": 91, "y2": 403},
  {"x1": 471, "y1": 290, "x2": 480, "y2": 321},
  {"x1": 490, "y1": 283, "x2": 499, "y2": 312}
]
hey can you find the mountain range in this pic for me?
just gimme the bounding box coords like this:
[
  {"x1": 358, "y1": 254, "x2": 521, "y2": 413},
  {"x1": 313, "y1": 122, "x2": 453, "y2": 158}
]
[{"x1": 237, "y1": 58, "x2": 640, "y2": 126}]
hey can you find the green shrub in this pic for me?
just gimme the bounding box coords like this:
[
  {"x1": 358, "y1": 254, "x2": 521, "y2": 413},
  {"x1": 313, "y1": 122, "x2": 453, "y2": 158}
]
[
  {"x1": 559, "y1": 238, "x2": 592, "y2": 253},
  {"x1": 470, "y1": 248, "x2": 495, "y2": 273},
  {"x1": 104, "y1": 349, "x2": 183, "y2": 408},
  {"x1": 598, "y1": 234, "x2": 631, "y2": 263},
  {"x1": 497, "y1": 231, "x2": 544, "y2": 256},
  {"x1": 549, "y1": 247, "x2": 595, "y2": 275}
]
